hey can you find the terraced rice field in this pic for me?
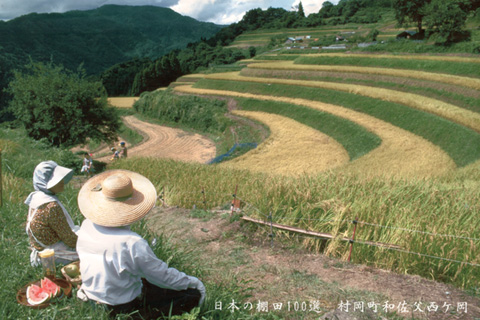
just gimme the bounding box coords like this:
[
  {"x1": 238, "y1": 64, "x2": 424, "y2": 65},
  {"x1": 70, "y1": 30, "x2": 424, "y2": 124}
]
[
  {"x1": 220, "y1": 110, "x2": 349, "y2": 176},
  {"x1": 172, "y1": 51, "x2": 480, "y2": 179},
  {"x1": 248, "y1": 60, "x2": 480, "y2": 90},
  {"x1": 175, "y1": 85, "x2": 455, "y2": 178}
]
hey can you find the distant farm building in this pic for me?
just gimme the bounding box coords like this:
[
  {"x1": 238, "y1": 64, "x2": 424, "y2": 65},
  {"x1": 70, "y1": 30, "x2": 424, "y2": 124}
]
[{"x1": 396, "y1": 30, "x2": 424, "y2": 40}]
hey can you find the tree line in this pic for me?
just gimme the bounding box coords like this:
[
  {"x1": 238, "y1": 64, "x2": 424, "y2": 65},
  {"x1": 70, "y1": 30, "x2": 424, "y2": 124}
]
[
  {"x1": 101, "y1": 1, "x2": 393, "y2": 96},
  {"x1": 394, "y1": 0, "x2": 480, "y2": 43}
]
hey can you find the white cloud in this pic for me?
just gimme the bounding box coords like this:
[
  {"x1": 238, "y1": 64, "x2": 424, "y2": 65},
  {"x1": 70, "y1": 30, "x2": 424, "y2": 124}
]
[
  {"x1": 171, "y1": 0, "x2": 294, "y2": 24},
  {"x1": 0, "y1": 0, "x2": 338, "y2": 24}
]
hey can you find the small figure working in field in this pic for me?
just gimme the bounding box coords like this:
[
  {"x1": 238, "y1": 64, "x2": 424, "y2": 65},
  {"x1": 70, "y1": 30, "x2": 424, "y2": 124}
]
[
  {"x1": 110, "y1": 147, "x2": 119, "y2": 161},
  {"x1": 80, "y1": 153, "x2": 93, "y2": 177},
  {"x1": 76, "y1": 170, "x2": 205, "y2": 318},
  {"x1": 25, "y1": 161, "x2": 79, "y2": 266},
  {"x1": 119, "y1": 141, "x2": 128, "y2": 158}
]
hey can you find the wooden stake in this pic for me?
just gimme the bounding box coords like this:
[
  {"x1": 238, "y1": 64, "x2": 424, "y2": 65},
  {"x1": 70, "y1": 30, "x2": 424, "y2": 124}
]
[
  {"x1": 161, "y1": 186, "x2": 165, "y2": 207},
  {"x1": 348, "y1": 217, "x2": 358, "y2": 262},
  {"x1": 268, "y1": 212, "x2": 274, "y2": 248},
  {"x1": 230, "y1": 184, "x2": 238, "y2": 216},
  {"x1": 201, "y1": 187, "x2": 206, "y2": 210}
]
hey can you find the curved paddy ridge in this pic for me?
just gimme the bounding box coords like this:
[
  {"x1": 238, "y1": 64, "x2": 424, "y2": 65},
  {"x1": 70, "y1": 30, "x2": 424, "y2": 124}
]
[{"x1": 174, "y1": 85, "x2": 456, "y2": 178}]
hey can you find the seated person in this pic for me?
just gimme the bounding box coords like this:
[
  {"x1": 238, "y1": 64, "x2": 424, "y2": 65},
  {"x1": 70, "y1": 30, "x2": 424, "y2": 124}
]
[
  {"x1": 76, "y1": 170, "x2": 205, "y2": 318},
  {"x1": 25, "y1": 161, "x2": 79, "y2": 266},
  {"x1": 119, "y1": 141, "x2": 128, "y2": 158},
  {"x1": 110, "y1": 147, "x2": 119, "y2": 161}
]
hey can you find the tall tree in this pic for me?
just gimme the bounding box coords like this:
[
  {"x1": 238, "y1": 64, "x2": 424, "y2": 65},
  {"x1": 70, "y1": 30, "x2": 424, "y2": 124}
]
[
  {"x1": 319, "y1": 1, "x2": 335, "y2": 18},
  {"x1": 423, "y1": 0, "x2": 470, "y2": 43},
  {"x1": 7, "y1": 61, "x2": 120, "y2": 147},
  {"x1": 394, "y1": 0, "x2": 432, "y2": 33},
  {"x1": 298, "y1": 1, "x2": 306, "y2": 18}
]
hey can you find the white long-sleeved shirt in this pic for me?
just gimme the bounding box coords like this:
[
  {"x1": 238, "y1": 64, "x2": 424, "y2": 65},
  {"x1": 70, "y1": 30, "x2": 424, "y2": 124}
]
[{"x1": 76, "y1": 219, "x2": 198, "y2": 305}]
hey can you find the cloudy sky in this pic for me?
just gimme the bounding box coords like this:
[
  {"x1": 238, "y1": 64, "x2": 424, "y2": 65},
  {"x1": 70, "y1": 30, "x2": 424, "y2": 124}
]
[{"x1": 0, "y1": 0, "x2": 338, "y2": 25}]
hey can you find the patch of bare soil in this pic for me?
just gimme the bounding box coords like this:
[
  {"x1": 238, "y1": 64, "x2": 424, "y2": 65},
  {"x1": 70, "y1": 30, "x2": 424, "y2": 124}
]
[
  {"x1": 95, "y1": 116, "x2": 216, "y2": 163},
  {"x1": 146, "y1": 206, "x2": 480, "y2": 320}
]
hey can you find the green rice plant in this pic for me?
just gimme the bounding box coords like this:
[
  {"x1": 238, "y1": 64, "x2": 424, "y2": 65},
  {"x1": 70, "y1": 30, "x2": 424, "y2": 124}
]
[
  {"x1": 231, "y1": 97, "x2": 381, "y2": 161},
  {"x1": 193, "y1": 78, "x2": 480, "y2": 167}
]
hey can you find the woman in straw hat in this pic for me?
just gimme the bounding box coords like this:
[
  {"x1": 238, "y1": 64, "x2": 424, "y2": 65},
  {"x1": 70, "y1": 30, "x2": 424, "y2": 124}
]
[
  {"x1": 76, "y1": 169, "x2": 205, "y2": 318},
  {"x1": 25, "y1": 161, "x2": 79, "y2": 266}
]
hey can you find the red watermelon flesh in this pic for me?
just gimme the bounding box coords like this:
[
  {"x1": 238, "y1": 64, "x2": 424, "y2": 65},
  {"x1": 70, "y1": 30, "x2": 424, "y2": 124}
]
[
  {"x1": 40, "y1": 277, "x2": 61, "y2": 297},
  {"x1": 26, "y1": 284, "x2": 50, "y2": 305}
]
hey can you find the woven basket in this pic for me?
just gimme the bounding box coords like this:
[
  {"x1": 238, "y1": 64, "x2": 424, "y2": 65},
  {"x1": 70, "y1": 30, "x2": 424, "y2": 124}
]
[{"x1": 61, "y1": 261, "x2": 82, "y2": 286}]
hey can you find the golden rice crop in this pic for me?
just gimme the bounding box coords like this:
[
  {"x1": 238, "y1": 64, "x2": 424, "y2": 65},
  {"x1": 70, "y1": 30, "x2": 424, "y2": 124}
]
[
  {"x1": 174, "y1": 85, "x2": 456, "y2": 179},
  {"x1": 248, "y1": 60, "x2": 480, "y2": 91},
  {"x1": 206, "y1": 71, "x2": 480, "y2": 132},
  {"x1": 289, "y1": 53, "x2": 480, "y2": 64},
  {"x1": 179, "y1": 73, "x2": 207, "y2": 79},
  {"x1": 107, "y1": 97, "x2": 139, "y2": 108},
  {"x1": 219, "y1": 110, "x2": 349, "y2": 176}
]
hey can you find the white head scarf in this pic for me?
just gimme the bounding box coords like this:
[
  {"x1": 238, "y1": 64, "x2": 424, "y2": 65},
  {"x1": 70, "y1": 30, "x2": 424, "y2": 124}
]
[{"x1": 25, "y1": 161, "x2": 74, "y2": 208}]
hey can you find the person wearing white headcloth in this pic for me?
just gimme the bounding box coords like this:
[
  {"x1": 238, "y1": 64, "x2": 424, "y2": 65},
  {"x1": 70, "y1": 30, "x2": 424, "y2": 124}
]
[
  {"x1": 25, "y1": 161, "x2": 79, "y2": 266},
  {"x1": 76, "y1": 169, "x2": 206, "y2": 318}
]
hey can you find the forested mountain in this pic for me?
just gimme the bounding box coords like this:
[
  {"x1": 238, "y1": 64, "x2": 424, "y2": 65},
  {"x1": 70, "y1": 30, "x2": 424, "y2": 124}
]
[
  {"x1": 0, "y1": 5, "x2": 223, "y2": 117},
  {"x1": 0, "y1": 5, "x2": 222, "y2": 74}
]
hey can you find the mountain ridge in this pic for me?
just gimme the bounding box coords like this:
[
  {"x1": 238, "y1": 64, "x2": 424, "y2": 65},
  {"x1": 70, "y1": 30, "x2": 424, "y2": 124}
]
[{"x1": 0, "y1": 5, "x2": 223, "y2": 74}]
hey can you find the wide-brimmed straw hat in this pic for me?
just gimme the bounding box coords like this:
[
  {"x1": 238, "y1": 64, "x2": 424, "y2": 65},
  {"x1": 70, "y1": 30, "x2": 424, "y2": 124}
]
[{"x1": 77, "y1": 170, "x2": 157, "y2": 227}]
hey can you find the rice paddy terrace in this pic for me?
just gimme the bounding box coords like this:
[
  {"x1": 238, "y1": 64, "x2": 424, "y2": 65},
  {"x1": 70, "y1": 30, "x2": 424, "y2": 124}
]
[{"x1": 173, "y1": 52, "x2": 480, "y2": 179}]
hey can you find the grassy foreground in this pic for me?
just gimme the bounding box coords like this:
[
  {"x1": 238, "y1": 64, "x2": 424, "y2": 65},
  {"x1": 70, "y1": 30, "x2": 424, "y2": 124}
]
[
  {"x1": 109, "y1": 157, "x2": 480, "y2": 291},
  {"x1": 0, "y1": 127, "x2": 274, "y2": 320}
]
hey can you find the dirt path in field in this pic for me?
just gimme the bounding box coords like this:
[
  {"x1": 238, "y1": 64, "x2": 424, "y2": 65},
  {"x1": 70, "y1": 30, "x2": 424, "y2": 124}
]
[
  {"x1": 147, "y1": 206, "x2": 480, "y2": 320},
  {"x1": 95, "y1": 116, "x2": 216, "y2": 163},
  {"x1": 174, "y1": 85, "x2": 456, "y2": 179}
]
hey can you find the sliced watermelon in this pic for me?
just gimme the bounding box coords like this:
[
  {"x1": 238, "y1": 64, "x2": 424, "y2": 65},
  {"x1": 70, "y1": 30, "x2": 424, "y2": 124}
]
[
  {"x1": 40, "y1": 277, "x2": 62, "y2": 298},
  {"x1": 26, "y1": 284, "x2": 50, "y2": 305}
]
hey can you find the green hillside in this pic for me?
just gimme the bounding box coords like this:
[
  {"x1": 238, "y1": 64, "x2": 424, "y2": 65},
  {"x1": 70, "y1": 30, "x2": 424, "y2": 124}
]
[{"x1": 0, "y1": 5, "x2": 222, "y2": 74}]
